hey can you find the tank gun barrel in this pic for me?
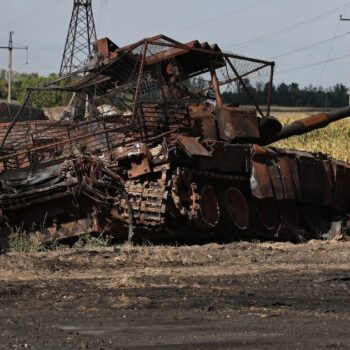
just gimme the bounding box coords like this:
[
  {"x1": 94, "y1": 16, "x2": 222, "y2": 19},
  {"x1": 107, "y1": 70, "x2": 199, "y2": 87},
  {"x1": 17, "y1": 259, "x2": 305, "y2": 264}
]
[{"x1": 263, "y1": 106, "x2": 350, "y2": 145}]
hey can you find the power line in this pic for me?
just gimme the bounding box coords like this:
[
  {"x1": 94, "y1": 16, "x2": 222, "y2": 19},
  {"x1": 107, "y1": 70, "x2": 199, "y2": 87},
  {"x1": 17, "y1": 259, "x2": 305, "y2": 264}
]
[
  {"x1": 27, "y1": 13, "x2": 68, "y2": 37},
  {"x1": 237, "y1": 4, "x2": 350, "y2": 49},
  {"x1": 315, "y1": 20, "x2": 341, "y2": 87},
  {"x1": 339, "y1": 13, "x2": 350, "y2": 105},
  {"x1": 26, "y1": 46, "x2": 60, "y2": 52},
  {"x1": 97, "y1": 0, "x2": 110, "y2": 38},
  {"x1": 13, "y1": 62, "x2": 30, "y2": 71},
  {"x1": 271, "y1": 31, "x2": 350, "y2": 59},
  {"x1": 227, "y1": 1, "x2": 350, "y2": 50},
  {"x1": 0, "y1": 0, "x2": 56, "y2": 33},
  {"x1": 277, "y1": 53, "x2": 350, "y2": 75},
  {"x1": 102, "y1": 0, "x2": 111, "y2": 11},
  {"x1": 166, "y1": 0, "x2": 270, "y2": 35}
]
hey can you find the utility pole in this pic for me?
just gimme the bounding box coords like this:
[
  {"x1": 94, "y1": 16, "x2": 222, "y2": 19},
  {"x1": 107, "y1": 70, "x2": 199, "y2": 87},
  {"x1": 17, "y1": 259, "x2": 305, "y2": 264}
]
[
  {"x1": 0, "y1": 32, "x2": 28, "y2": 103},
  {"x1": 59, "y1": 0, "x2": 97, "y2": 76},
  {"x1": 340, "y1": 15, "x2": 350, "y2": 106}
]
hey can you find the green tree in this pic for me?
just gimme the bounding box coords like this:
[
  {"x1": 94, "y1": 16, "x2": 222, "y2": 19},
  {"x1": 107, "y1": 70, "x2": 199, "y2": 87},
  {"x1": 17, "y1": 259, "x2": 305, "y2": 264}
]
[{"x1": 0, "y1": 70, "x2": 64, "y2": 107}]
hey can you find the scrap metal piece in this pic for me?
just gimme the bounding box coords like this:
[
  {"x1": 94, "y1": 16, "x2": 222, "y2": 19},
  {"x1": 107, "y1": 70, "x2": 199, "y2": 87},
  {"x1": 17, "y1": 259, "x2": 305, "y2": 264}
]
[
  {"x1": 128, "y1": 157, "x2": 152, "y2": 179},
  {"x1": 39, "y1": 217, "x2": 97, "y2": 244},
  {"x1": 176, "y1": 135, "x2": 212, "y2": 158}
]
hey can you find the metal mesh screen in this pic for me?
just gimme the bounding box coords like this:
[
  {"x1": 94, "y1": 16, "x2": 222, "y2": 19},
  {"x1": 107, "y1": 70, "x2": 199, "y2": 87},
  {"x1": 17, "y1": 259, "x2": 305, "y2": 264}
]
[{"x1": 0, "y1": 35, "x2": 274, "y2": 171}]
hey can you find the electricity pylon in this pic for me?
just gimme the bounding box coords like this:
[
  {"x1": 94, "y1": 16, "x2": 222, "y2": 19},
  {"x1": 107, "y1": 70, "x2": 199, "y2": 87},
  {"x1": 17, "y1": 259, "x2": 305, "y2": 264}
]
[{"x1": 59, "y1": 0, "x2": 97, "y2": 77}]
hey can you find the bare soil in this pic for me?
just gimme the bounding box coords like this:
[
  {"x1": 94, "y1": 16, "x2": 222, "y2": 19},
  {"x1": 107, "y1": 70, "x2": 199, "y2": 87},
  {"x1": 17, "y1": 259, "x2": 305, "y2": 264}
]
[{"x1": 0, "y1": 240, "x2": 350, "y2": 349}]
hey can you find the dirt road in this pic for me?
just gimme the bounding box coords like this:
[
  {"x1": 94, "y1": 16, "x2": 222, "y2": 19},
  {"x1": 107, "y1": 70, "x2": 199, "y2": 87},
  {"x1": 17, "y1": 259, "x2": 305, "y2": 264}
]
[{"x1": 0, "y1": 240, "x2": 349, "y2": 349}]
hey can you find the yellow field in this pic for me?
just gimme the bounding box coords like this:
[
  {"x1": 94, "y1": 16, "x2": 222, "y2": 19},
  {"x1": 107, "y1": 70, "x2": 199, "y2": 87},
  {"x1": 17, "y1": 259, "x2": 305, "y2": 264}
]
[{"x1": 271, "y1": 110, "x2": 350, "y2": 162}]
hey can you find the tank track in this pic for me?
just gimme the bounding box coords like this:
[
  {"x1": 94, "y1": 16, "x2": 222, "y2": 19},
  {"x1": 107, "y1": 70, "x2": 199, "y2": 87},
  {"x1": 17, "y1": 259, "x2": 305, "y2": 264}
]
[{"x1": 120, "y1": 177, "x2": 170, "y2": 231}]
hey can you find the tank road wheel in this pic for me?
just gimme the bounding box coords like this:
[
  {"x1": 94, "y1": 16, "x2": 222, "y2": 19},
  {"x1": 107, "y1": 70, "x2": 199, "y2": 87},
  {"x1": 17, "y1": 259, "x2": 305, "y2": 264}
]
[
  {"x1": 0, "y1": 211, "x2": 9, "y2": 253},
  {"x1": 273, "y1": 200, "x2": 303, "y2": 242},
  {"x1": 0, "y1": 233, "x2": 9, "y2": 253},
  {"x1": 171, "y1": 172, "x2": 193, "y2": 216},
  {"x1": 219, "y1": 187, "x2": 250, "y2": 234},
  {"x1": 200, "y1": 185, "x2": 221, "y2": 228},
  {"x1": 301, "y1": 204, "x2": 332, "y2": 235},
  {"x1": 250, "y1": 198, "x2": 279, "y2": 233},
  {"x1": 190, "y1": 184, "x2": 220, "y2": 230},
  {"x1": 278, "y1": 200, "x2": 300, "y2": 229}
]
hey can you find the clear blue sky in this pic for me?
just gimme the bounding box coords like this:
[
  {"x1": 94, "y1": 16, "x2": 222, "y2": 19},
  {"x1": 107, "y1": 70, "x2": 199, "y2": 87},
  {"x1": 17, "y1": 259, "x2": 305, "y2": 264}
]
[{"x1": 1, "y1": 0, "x2": 350, "y2": 88}]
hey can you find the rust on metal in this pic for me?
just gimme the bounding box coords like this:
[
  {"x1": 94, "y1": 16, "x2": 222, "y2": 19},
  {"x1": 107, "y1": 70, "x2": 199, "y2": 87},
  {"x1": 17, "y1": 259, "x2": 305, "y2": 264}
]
[
  {"x1": 0, "y1": 33, "x2": 349, "y2": 246},
  {"x1": 222, "y1": 187, "x2": 250, "y2": 231},
  {"x1": 176, "y1": 135, "x2": 212, "y2": 158}
]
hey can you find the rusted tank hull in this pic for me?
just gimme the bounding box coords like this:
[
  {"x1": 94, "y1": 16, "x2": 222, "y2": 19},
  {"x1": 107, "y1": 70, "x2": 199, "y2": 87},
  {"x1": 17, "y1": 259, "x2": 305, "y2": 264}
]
[
  {"x1": 0, "y1": 35, "x2": 349, "y2": 245},
  {"x1": 0, "y1": 139, "x2": 348, "y2": 243}
]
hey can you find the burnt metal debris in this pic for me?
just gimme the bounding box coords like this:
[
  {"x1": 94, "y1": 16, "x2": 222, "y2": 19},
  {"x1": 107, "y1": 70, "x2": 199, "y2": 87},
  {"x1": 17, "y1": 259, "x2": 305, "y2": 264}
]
[{"x1": 0, "y1": 34, "x2": 350, "y2": 248}]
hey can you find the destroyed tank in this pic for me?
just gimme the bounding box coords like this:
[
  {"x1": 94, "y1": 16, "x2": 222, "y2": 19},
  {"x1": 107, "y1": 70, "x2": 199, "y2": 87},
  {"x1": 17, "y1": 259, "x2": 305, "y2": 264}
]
[{"x1": 0, "y1": 34, "x2": 350, "y2": 248}]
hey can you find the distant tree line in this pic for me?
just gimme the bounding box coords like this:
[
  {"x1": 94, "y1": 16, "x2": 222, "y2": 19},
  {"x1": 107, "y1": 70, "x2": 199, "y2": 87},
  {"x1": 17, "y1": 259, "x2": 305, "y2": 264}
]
[
  {"x1": 0, "y1": 69, "x2": 61, "y2": 108},
  {"x1": 222, "y1": 81, "x2": 349, "y2": 108},
  {"x1": 0, "y1": 69, "x2": 349, "y2": 108}
]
